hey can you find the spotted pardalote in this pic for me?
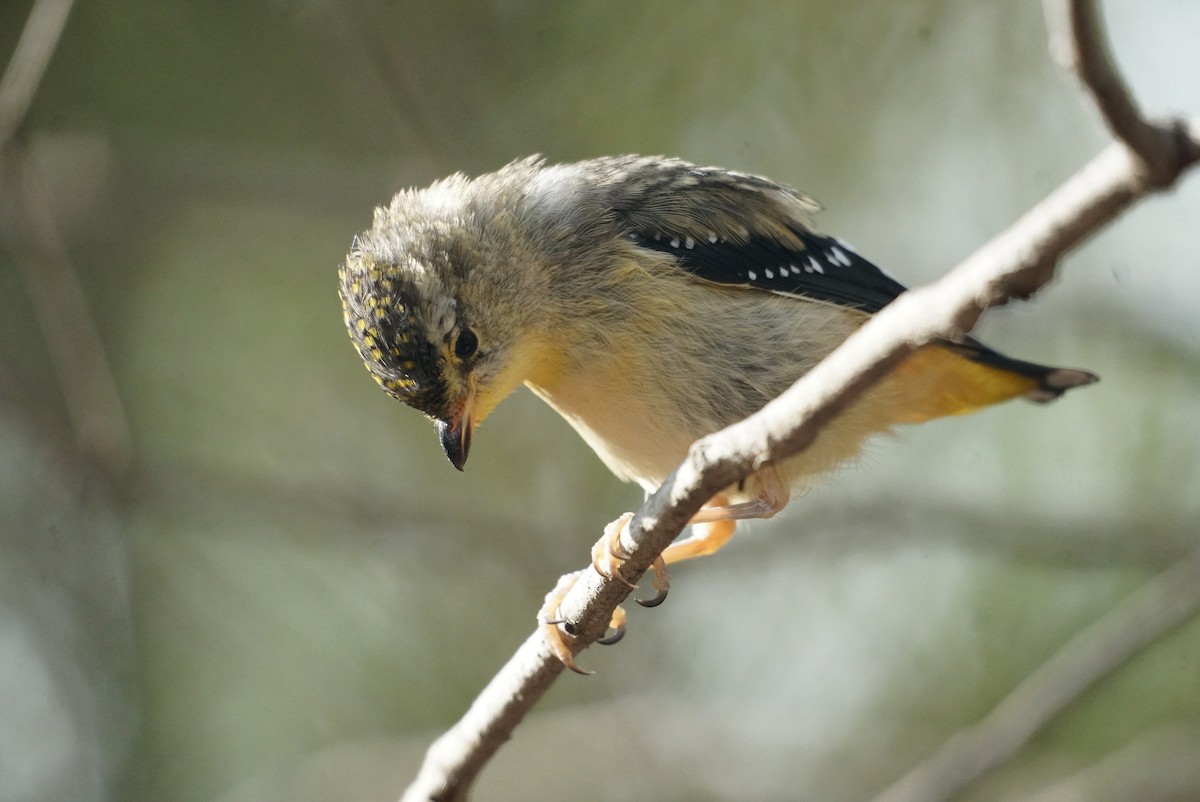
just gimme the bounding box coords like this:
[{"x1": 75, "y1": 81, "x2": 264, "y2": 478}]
[{"x1": 338, "y1": 155, "x2": 1097, "y2": 668}]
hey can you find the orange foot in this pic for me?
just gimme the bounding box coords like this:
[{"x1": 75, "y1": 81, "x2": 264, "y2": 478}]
[
  {"x1": 591, "y1": 512, "x2": 670, "y2": 607},
  {"x1": 540, "y1": 466, "x2": 788, "y2": 674},
  {"x1": 538, "y1": 571, "x2": 630, "y2": 675}
]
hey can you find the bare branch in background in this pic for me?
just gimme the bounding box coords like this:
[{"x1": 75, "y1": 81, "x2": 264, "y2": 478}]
[
  {"x1": 0, "y1": 0, "x2": 73, "y2": 150},
  {"x1": 400, "y1": 0, "x2": 1200, "y2": 798},
  {"x1": 871, "y1": 548, "x2": 1200, "y2": 802},
  {"x1": 0, "y1": 0, "x2": 132, "y2": 480}
]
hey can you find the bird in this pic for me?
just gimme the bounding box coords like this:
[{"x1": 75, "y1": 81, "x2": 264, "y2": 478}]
[{"x1": 337, "y1": 155, "x2": 1097, "y2": 672}]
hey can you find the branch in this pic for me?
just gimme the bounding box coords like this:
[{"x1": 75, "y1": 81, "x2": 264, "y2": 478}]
[
  {"x1": 1044, "y1": 0, "x2": 1200, "y2": 179},
  {"x1": 870, "y1": 548, "x2": 1200, "y2": 802},
  {"x1": 0, "y1": 153, "x2": 134, "y2": 480},
  {"x1": 0, "y1": 0, "x2": 74, "y2": 151},
  {"x1": 0, "y1": 0, "x2": 132, "y2": 479},
  {"x1": 401, "y1": 1, "x2": 1200, "y2": 798}
]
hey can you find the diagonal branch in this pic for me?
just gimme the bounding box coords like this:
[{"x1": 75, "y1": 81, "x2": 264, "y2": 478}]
[
  {"x1": 400, "y1": 1, "x2": 1200, "y2": 799},
  {"x1": 0, "y1": 0, "x2": 74, "y2": 151},
  {"x1": 869, "y1": 547, "x2": 1200, "y2": 802},
  {"x1": 1, "y1": 0, "x2": 132, "y2": 479}
]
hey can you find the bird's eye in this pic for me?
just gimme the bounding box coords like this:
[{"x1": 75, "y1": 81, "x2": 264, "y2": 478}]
[{"x1": 454, "y1": 328, "x2": 478, "y2": 360}]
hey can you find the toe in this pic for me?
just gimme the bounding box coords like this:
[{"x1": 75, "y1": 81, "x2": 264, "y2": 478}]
[
  {"x1": 597, "y1": 604, "x2": 628, "y2": 645},
  {"x1": 636, "y1": 556, "x2": 670, "y2": 608},
  {"x1": 591, "y1": 512, "x2": 637, "y2": 587},
  {"x1": 538, "y1": 570, "x2": 593, "y2": 675}
]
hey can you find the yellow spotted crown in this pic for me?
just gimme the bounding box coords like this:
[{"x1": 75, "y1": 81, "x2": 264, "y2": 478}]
[{"x1": 338, "y1": 252, "x2": 450, "y2": 418}]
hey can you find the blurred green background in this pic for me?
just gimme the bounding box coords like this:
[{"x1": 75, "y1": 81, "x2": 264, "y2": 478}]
[{"x1": 2, "y1": 1, "x2": 1199, "y2": 801}]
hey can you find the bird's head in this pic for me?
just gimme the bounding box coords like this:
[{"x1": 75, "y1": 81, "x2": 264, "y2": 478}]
[{"x1": 338, "y1": 169, "x2": 564, "y2": 470}]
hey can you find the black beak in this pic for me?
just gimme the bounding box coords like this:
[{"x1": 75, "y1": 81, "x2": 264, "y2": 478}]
[{"x1": 437, "y1": 416, "x2": 472, "y2": 471}]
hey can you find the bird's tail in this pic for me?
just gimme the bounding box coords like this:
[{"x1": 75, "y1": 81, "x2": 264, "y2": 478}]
[{"x1": 881, "y1": 339, "x2": 1098, "y2": 425}]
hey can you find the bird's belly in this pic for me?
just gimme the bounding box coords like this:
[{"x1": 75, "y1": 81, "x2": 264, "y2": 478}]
[
  {"x1": 525, "y1": 296, "x2": 870, "y2": 496},
  {"x1": 527, "y1": 382, "x2": 703, "y2": 492},
  {"x1": 528, "y1": 361, "x2": 905, "y2": 503}
]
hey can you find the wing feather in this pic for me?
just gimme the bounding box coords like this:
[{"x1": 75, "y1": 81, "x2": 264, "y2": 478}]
[
  {"x1": 628, "y1": 226, "x2": 907, "y2": 313},
  {"x1": 601, "y1": 159, "x2": 908, "y2": 313}
]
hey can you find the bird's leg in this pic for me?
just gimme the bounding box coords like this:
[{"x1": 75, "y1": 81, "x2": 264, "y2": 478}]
[
  {"x1": 589, "y1": 511, "x2": 670, "y2": 607},
  {"x1": 594, "y1": 466, "x2": 789, "y2": 606},
  {"x1": 539, "y1": 570, "x2": 594, "y2": 675},
  {"x1": 542, "y1": 467, "x2": 788, "y2": 673},
  {"x1": 539, "y1": 513, "x2": 642, "y2": 674},
  {"x1": 539, "y1": 573, "x2": 630, "y2": 675},
  {"x1": 662, "y1": 464, "x2": 790, "y2": 562},
  {"x1": 590, "y1": 512, "x2": 638, "y2": 587}
]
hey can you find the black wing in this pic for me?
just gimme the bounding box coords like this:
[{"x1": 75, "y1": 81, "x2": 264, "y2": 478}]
[{"x1": 627, "y1": 225, "x2": 908, "y2": 314}]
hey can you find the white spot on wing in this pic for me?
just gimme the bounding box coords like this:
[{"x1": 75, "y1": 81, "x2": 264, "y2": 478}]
[
  {"x1": 707, "y1": 232, "x2": 718, "y2": 244},
  {"x1": 747, "y1": 270, "x2": 758, "y2": 281},
  {"x1": 830, "y1": 246, "x2": 852, "y2": 266},
  {"x1": 685, "y1": 237, "x2": 695, "y2": 249},
  {"x1": 670, "y1": 238, "x2": 680, "y2": 248},
  {"x1": 832, "y1": 236, "x2": 904, "y2": 283},
  {"x1": 765, "y1": 269, "x2": 774, "y2": 279},
  {"x1": 807, "y1": 257, "x2": 824, "y2": 274}
]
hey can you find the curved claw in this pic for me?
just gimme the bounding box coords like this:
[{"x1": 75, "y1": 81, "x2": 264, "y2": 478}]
[
  {"x1": 597, "y1": 604, "x2": 628, "y2": 645},
  {"x1": 539, "y1": 571, "x2": 593, "y2": 675},
  {"x1": 541, "y1": 512, "x2": 673, "y2": 671},
  {"x1": 591, "y1": 512, "x2": 637, "y2": 587},
  {"x1": 541, "y1": 618, "x2": 593, "y2": 675},
  {"x1": 597, "y1": 626, "x2": 625, "y2": 646},
  {"x1": 636, "y1": 588, "x2": 668, "y2": 608},
  {"x1": 636, "y1": 556, "x2": 670, "y2": 608}
]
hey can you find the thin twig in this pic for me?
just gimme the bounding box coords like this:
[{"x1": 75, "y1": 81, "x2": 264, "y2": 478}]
[
  {"x1": 0, "y1": 0, "x2": 74, "y2": 150},
  {"x1": 1015, "y1": 723, "x2": 1200, "y2": 802},
  {"x1": 400, "y1": 0, "x2": 1200, "y2": 797},
  {"x1": 1044, "y1": 0, "x2": 1200, "y2": 181},
  {"x1": 870, "y1": 549, "x2": 1200, "y2": 802},
  {"x1": 1, "y1": 0, "x2": 132, "y2": 479},
  {"x1": 0, "y1": 153, "x2": 134, "y2": 479}
]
